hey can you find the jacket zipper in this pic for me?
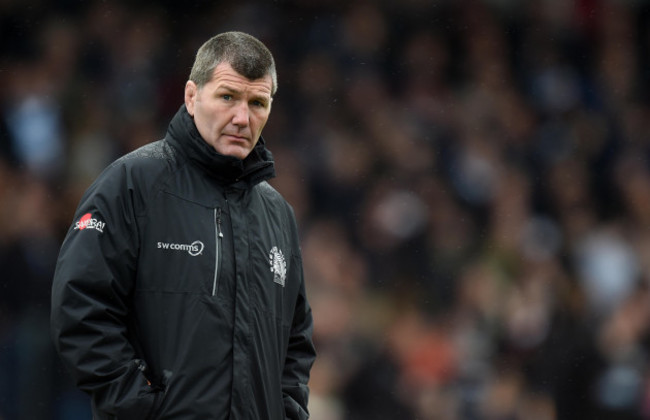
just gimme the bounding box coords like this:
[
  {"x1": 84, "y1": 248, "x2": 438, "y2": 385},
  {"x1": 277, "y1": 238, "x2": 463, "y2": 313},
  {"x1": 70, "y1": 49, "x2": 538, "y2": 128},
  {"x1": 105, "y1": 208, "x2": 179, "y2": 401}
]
[{"x1": 212, "y1": 207, "x2": 223, "y2": 296}]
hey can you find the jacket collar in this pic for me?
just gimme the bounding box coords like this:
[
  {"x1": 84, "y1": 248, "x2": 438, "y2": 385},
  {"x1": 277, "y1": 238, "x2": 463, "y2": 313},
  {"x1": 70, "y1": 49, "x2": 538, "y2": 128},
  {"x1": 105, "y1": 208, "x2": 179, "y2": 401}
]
[{"x1": 166, "y1": 105, "x2": 276, "y2": 187}]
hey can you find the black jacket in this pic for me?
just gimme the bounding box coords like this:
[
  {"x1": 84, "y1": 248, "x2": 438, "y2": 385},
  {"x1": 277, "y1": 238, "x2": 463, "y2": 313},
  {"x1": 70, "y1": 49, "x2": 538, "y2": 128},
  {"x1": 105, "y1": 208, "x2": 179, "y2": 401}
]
[{"x1": 51, "y1": 106, "x2": 315, "y2": 419}]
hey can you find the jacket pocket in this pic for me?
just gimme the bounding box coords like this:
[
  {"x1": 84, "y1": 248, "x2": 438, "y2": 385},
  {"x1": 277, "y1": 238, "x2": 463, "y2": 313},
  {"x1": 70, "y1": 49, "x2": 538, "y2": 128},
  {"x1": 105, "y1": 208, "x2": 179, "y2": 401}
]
[
  {"x1": 92, "y1": 359, "x2": 164, "y2": 419},
  {"x1": 145, "y1": 369, "x2": 172, "y2": 420}
]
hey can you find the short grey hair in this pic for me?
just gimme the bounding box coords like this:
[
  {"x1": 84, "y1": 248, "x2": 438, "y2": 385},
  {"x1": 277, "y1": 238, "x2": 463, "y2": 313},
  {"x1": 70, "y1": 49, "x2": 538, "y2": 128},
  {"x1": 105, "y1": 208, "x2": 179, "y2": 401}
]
[{"x1": 189, "y1": 31, "x2": 277, "y2": 96}]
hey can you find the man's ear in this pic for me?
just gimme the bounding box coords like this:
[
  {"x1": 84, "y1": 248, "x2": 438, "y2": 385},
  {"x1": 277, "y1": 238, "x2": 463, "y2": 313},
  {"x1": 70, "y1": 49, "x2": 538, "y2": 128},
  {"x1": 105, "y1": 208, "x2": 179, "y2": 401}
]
[{"x1": 185, "y1": 81, "x2": 198, "y2": 115}]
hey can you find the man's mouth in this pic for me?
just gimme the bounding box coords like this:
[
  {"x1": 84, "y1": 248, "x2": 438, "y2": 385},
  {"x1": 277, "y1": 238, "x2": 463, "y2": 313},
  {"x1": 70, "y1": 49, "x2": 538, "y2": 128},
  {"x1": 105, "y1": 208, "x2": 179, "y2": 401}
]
[{"x1": 223, "y1": 133, "x2": 248, "y2": 142}]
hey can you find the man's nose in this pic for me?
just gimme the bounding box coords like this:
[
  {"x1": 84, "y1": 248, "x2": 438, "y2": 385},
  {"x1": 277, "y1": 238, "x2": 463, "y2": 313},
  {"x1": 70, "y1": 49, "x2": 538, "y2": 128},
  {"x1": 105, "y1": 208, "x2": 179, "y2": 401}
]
[{"x1": 232, "y1": 102, "x2": 249, "y2": 126}]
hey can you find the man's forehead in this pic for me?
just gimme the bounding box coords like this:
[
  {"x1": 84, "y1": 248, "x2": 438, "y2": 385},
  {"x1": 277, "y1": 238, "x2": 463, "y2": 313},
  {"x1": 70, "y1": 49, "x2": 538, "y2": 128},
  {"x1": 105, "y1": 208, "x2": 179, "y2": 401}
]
[{"x1": 211, "y1": 63, "x2": 273, "y2": 94}]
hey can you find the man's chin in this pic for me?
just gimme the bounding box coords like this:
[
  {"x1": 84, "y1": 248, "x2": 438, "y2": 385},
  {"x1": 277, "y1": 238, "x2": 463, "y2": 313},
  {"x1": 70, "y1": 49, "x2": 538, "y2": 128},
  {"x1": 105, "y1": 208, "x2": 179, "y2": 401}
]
[{"x1": 216, "y1": 146, "x2": 251, "y2": 160}]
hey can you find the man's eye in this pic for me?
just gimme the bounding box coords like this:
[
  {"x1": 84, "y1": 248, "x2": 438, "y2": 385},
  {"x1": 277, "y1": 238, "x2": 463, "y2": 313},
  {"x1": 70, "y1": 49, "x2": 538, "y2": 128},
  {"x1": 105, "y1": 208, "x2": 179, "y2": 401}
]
[
  {"x1": 222, "y1": 94, "x2": 233, "y2": 101},
  {"x1": 252, "y1": 100, "x2": 266, "y2": 108}
]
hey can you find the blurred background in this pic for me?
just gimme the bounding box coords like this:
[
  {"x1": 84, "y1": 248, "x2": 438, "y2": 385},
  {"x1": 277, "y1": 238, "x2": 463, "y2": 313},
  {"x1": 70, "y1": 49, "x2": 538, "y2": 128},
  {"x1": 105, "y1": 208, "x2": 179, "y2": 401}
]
[{"x1": 1, "y1": 0, "x2": 650, "y2": 419}]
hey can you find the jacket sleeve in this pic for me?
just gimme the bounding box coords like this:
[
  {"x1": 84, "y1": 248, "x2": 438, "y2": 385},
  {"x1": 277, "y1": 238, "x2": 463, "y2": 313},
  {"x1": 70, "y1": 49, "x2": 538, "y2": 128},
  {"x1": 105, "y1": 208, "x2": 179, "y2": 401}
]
[
  {"x1": 282, "y1": 214, "x2": 316, "y2": 420},
  {"x1": 51, "y1": 163, "x2": 162, "y2": 418}
]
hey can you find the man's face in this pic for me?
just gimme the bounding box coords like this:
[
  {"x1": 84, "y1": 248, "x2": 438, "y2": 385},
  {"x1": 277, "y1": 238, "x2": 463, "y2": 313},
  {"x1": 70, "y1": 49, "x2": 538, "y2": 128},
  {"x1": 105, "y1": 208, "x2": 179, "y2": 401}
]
[{"x1": 184, "y1": 62, "x2": 273, "y2": 160}]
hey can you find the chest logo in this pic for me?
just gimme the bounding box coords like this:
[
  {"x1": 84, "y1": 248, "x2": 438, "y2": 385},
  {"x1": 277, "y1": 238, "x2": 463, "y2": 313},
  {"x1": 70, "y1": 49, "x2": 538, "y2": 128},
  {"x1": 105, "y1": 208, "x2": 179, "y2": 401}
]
[
  {"x1": 157, "y1": 240, "x2": 204, "y2": 256},
  {"x1": 269, "y1": 246, "x2": 287, "y2": 287}
]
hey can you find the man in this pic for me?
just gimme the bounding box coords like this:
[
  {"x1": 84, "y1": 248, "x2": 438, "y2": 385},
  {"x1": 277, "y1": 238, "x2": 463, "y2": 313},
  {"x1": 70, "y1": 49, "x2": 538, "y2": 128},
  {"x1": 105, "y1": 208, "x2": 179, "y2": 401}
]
[{"x1": 51, "y1": 31, "x2": 316, "y2": 419}]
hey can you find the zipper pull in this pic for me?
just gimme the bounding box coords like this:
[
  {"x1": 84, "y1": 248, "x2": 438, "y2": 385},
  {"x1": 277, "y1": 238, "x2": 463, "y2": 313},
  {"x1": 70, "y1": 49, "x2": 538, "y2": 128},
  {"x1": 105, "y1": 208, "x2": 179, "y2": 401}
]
[{"x1": 216, "y1": 207, "x2": 224, "y2": 238}]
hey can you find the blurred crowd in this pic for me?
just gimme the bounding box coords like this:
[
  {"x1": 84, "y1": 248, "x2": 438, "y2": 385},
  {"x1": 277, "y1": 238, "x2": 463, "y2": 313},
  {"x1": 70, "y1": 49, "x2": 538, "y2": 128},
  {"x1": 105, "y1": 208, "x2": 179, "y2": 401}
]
[{"x1": 1, "y1": 0, "x2": 650, "y2": 419}]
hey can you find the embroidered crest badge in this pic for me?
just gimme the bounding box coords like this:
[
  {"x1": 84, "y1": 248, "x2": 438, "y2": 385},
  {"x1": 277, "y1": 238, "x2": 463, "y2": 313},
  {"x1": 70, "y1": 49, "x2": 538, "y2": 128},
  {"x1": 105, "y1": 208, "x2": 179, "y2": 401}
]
[{"x1": 269, "y1": 246, "x2": 287, "y2": 287}]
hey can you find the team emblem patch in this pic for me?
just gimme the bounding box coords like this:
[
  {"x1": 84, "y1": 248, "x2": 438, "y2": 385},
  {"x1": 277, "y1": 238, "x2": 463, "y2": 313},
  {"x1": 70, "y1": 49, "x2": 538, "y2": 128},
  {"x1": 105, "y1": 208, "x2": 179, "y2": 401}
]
[
  {"x1": 74, "y1": 213, "x2": 105, "y2": 233},
  {"x1": 269, "y1": 246, "x2": 287, "y2": 287}
]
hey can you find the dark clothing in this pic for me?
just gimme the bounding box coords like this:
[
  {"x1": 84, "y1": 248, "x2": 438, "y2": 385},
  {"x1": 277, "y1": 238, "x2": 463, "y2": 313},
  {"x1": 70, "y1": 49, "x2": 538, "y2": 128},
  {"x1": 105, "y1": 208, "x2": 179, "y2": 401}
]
[{"x1": 51, "y1": 106, "x2": 315, "y2": 419}]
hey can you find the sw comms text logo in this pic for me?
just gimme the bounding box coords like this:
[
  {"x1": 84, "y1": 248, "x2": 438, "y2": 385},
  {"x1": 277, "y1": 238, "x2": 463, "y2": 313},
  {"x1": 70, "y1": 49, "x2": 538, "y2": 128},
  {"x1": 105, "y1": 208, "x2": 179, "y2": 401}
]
[
  {"x1": 74, "y1": 213, "x2": 105, "y2": 233},
  {"x1": 157, "y1": 240, "x2": 204, "y2": 257}
]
